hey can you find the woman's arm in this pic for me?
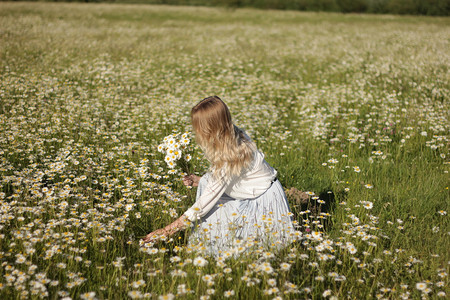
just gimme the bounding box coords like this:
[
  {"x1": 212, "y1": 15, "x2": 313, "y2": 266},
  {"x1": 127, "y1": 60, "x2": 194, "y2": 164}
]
[
  {"x1": 142, "y1": 215, "x2": 187, "y2": 243},
  {"x1": 143, "y1": 173, "x2": 228, "y2": 243},
  {"x1": 183, "y1": 173, "x2": 228, "y2": 221}
]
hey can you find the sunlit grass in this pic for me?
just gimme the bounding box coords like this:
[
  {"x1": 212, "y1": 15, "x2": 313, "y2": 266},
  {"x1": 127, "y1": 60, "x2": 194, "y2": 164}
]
[{"x1": 0, "y1": 2, "x2": 449, "y2": 299}]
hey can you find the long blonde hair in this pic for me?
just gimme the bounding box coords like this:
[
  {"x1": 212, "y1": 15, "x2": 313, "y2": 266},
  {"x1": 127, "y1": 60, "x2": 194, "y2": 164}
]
[{"x1": 191, "y1": 96, "x2": 256, "y2": 179}]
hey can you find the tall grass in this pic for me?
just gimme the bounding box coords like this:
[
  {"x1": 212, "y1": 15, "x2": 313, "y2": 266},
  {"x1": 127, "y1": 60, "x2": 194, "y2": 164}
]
[{"x1": 0, "y1": 2, "x2": 448, "y2": 299}]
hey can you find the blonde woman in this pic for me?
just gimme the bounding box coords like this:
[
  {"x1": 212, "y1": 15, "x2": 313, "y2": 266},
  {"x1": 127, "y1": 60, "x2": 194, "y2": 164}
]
[{"x1": 143, "y1": 96, "x2": 295, "y2": 254}]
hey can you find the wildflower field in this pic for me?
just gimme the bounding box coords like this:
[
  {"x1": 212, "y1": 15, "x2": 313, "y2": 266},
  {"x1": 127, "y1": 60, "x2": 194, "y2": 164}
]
[{"x1": 0, "y1": 2, "x2": 449, "y2": 299}]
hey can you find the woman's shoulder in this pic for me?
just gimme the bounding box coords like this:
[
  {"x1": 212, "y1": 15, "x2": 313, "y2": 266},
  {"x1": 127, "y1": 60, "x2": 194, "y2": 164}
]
[{"x1": 244, "y1": 148, "x2": 266, "y2": 172}]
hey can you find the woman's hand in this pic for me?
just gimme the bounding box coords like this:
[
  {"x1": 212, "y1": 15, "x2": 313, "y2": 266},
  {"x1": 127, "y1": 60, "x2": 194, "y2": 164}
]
[
  {"x1": 142, "y1": 216, "x2": 188, "y2": 244},
  {"x1": 143, "y1": 228, "x2": 167, "y2": 243},
  {"x1": 183, "y1": 174, "x2": 201, "y2": 187}
]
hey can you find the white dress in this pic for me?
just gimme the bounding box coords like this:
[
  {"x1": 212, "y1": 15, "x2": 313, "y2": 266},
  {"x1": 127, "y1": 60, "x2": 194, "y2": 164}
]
[{"x1": 183, "y1": 150, "x2": 295, "y2": 256}]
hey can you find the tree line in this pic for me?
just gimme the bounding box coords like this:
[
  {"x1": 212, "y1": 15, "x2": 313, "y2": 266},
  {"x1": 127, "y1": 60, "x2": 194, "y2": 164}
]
[{"x1": 9, "y1": 0, "x2": 450, "y2": 16}]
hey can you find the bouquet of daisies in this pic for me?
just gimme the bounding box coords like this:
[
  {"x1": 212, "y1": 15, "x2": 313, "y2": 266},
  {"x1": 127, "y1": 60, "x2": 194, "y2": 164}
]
[{"x1": 158, "y1": 132, "x2": 193, "y2": 174}]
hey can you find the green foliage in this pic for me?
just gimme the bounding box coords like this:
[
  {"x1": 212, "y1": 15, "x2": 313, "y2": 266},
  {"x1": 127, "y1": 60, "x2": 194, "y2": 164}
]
[{"x1": 336, "y1": 0, "x2": 368, "y2": 12}]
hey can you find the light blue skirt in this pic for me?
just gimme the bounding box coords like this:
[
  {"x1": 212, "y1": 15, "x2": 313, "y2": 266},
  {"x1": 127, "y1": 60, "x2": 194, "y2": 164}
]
[{"x1": 187, "y1": 174, "x2": 296, "y2": 256}]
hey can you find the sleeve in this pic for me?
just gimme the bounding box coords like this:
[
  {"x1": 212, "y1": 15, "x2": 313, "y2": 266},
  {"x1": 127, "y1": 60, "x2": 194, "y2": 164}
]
[{"x1": 183, "y1": 173, "x2": 229, "y2": 222}]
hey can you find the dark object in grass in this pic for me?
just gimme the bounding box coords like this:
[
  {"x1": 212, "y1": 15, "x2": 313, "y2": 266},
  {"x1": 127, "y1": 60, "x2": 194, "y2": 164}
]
[
  {"x1": 285, "y1": 187, "x2": 310, "y2": 205},
  {"x1": 286, "y1": 187, "x2": 337, "y2": 232}
]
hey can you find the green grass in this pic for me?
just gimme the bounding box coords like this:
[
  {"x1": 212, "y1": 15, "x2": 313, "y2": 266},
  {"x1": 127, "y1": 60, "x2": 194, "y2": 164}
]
[{"x1": 0, "y1": 2, "x2": 449, "y2": 299}]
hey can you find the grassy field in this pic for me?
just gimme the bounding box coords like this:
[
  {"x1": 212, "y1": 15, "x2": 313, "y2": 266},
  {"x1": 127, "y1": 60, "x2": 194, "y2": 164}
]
[{"x1": 0, "y1": 2, "x2": 449, "y2": 299}]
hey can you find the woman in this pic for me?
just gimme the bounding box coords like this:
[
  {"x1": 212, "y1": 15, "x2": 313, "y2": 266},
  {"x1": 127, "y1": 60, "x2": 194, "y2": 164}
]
[{"x1": 143, "y1": 96, "x2": 295, "y2": 255}]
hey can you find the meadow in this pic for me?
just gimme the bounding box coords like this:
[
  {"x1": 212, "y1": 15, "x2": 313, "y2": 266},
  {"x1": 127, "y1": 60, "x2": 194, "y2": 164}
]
[{"x1": 0, "y1": 2, "x2": 449, "y2": 299}]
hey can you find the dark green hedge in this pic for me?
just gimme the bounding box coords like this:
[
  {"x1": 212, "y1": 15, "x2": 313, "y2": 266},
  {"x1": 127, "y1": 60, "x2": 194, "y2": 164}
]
[{"x1": 5, "y1": 0, "x2": 449, "y2": 16}]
